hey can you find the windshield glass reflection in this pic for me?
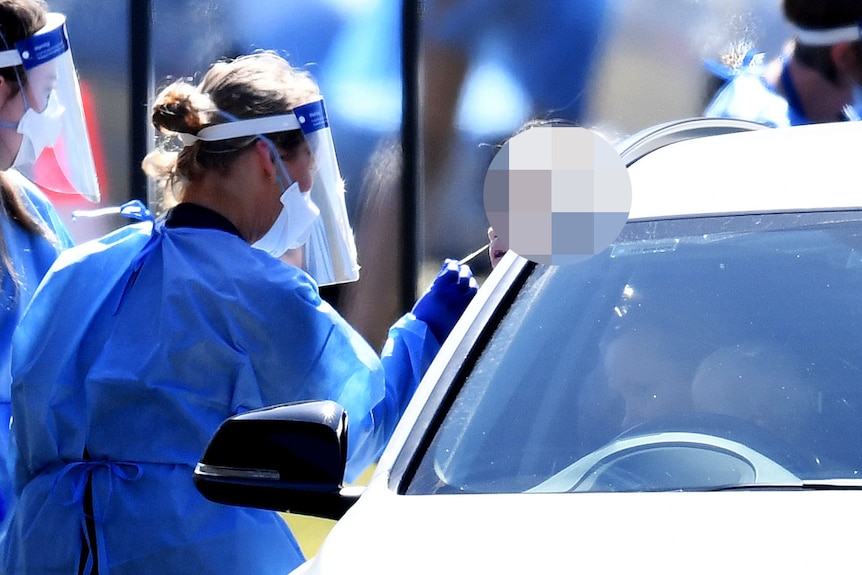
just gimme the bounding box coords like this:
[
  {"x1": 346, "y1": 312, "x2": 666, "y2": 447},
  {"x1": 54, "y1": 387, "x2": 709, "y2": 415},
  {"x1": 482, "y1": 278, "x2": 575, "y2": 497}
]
[{"x1": 407, "y1": 212, "x2": 862, "y2": 494}]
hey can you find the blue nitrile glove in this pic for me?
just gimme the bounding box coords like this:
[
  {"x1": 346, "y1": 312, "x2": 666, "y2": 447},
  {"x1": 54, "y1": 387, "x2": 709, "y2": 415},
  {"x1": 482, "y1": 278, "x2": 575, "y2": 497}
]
[{"x1": 411, "y1": 258, "x2": 479, "y2": 344}]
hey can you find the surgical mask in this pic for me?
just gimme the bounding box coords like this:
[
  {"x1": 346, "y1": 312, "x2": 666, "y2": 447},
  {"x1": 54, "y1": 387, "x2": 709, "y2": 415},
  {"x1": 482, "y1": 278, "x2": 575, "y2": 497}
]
[
  {"x1": 253, "y1": 181, "x2": 320, "y2": 258},
  {"x1": 12, "y1": 90, "x2": 64, "y2": 168}
]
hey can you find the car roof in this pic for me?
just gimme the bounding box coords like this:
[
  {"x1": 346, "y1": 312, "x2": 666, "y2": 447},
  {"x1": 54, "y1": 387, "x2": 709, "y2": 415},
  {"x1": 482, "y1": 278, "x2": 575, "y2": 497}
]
[{"x1": 622, "y1": 119, "x2": 862, "y2": 221}]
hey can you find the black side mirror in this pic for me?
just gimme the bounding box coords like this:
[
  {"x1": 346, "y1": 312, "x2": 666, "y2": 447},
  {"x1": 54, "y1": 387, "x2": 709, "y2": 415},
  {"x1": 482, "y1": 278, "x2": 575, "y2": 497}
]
[{"x1": 194, "y1": 400, "x2": 361, "y2": 520}]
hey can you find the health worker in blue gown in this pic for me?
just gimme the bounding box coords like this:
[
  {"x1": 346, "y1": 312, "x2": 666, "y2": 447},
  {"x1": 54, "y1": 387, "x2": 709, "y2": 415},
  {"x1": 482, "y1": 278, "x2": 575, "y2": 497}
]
[
  {"x1": 2, "y1": 50, "x2": 476, "y2": 574},
  {"x1": 0, "y1": 1, "x2": 101, "y2": 531},
  {"x1": 704, "y1": 0, "x2": 862, "y2": 127}
]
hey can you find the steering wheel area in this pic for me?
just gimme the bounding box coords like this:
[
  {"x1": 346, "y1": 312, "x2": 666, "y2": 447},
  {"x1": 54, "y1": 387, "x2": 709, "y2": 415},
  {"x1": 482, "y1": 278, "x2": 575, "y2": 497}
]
[{"x1": 528, "y1": 413, "x2": 806, "y2": 493}]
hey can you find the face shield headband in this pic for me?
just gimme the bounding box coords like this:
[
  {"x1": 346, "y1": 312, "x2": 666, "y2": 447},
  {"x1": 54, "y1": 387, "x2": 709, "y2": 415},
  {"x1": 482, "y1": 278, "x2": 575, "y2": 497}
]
[
  {"x1": 180, "y1": 98, "x2": 359, "y2": 286},
  {"x1": 0, "y1": 13, "x2": 100, "y2": 202},
  {"x1": 792, "y1": 23, "x2": 862, "y2": 46}
]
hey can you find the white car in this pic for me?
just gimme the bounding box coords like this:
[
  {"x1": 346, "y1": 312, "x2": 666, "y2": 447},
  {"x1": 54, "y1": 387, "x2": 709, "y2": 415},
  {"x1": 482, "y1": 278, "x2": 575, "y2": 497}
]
[{"x1": 196, "y1": 118, "x2": 862, "y2": 573}]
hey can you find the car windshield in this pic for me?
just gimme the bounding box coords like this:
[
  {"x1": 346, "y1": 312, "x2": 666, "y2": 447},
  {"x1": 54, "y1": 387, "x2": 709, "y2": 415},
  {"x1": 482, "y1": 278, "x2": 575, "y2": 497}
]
[{"x1": 405, "y1": 211, "x2": 862, "y2": 494}]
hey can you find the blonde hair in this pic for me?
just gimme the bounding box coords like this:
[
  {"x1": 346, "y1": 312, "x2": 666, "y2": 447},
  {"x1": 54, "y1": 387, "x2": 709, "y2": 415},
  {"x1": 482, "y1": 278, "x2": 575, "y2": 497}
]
[{"x1": 142, "y1": 51, "x2": 320, "y2": 212}]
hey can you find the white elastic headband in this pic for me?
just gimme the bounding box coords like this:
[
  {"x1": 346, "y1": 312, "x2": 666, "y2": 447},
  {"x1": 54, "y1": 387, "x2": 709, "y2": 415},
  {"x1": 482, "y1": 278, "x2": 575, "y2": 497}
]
[
  {"x1": 793, "y1": 23, "x2": 862, "y2": 47},
  {"x1": 0, "y1": 49, "x2": 22, "y2": 68},
  {"x1": 179, "y1": 113, "x2": 301, "y2": 146}
]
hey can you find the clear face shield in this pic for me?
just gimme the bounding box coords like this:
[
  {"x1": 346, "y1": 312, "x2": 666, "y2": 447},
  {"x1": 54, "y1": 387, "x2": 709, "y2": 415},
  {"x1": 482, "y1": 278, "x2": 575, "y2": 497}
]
[
  {"x1": 0, "y1": 13, "x2": 100, "y2": 202},
  {"x1": 180, "y1": 97, "x2": 359, "y2": 286},
  {"x1": 292, "y1": 98, "x2": 359, "y2": 285}
]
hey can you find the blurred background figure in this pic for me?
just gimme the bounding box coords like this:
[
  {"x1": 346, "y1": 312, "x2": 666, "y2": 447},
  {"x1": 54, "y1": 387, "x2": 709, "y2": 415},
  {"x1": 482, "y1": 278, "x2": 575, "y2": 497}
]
[
  {"x1": 420, "y1": 0, "x2": 614, "y2": 261},
  {"x1": 703, "y1": 0, "x2": 862, "y2": 126},
  {"x1": 338, "y1": 137, "x2": 404, "y2": 351}
]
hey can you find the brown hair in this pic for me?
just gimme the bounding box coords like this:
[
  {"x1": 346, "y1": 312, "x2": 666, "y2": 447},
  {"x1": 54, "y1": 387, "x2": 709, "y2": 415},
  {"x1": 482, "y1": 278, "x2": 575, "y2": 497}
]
[
  {"x1": 142, "y1": 50, "x2": 320, "y2": 211},
  {"x1": 783, "y1": 0, "x2": 862, "y2": 30},
  {"x1": 0, "y1": 0, "x2": 56, "y2": 287},
  {"x1": 0, "y1": 0, "x2": 47, "y2": 84}
]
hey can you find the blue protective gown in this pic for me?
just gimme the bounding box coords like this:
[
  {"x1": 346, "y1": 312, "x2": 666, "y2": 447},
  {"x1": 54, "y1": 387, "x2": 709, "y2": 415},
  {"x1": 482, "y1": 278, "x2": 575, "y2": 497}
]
[
  {"x1": 0, "y1": 170, "x2": 73, "y2": 528},
  {"x1": 703, "y1": 59, "x2": 811, "y2": 128},
  {"x1": 375, "y1": 312, "x2": 442, "y2": 454},
  {"x1": 1, "y1": 202, "x2": 423, "y2": 574}
]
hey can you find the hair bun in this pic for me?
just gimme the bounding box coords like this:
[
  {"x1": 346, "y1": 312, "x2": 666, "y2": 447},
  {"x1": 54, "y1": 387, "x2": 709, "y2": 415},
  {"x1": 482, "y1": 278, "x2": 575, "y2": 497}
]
[{"x1": 151, "y1": 83, "x2": 212, "y2": 136}]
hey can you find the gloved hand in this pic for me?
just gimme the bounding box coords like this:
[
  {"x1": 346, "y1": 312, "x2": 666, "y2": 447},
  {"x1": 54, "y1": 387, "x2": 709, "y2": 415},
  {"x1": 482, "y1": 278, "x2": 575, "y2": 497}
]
[{"x1": 411, "y1": 258, "x2": 479, "y2": 344}]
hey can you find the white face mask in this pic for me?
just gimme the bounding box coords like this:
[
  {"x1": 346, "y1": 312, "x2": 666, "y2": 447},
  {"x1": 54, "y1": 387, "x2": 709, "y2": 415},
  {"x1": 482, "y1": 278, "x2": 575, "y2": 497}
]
[
  {"x1": 13, "y1": 89, "x2": 64, "y2": 168},
  {"x1": 252, "y1": 181, "x2": 321, "y2": 258}
]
